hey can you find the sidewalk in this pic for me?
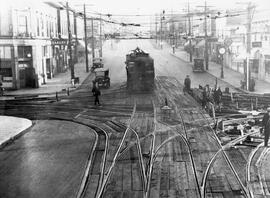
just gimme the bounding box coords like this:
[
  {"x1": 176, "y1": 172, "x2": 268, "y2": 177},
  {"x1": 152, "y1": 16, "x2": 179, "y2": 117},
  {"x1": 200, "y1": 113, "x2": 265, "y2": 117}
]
[
  {"x1": 1, "y1": 60, "x2": 92, "y2": 100},
  {"x1": 171, "y1": 47, "x2": 270, "y2": 94},
  {"x1": 0, "y1": 116, "x2": 32, "y2": 148}
]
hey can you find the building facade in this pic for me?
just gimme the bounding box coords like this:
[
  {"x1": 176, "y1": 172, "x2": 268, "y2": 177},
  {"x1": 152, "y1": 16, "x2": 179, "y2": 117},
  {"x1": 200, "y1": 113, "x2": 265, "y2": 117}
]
[{"x1": 0, "y1": 2, "x2": 83, "y2": 89}]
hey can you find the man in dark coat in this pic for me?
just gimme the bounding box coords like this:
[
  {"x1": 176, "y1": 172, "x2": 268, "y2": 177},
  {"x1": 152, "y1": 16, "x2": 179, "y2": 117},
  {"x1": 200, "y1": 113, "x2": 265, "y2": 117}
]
[
  {"x1": 184, "y1": 75, "x2": 191, "y2": 94},
  {"x1": 92, "y1": 82, "x2": 101, "y2": 106},
  {"x1": 263, "y1": 107, "x2": 270, "y2": 147}
]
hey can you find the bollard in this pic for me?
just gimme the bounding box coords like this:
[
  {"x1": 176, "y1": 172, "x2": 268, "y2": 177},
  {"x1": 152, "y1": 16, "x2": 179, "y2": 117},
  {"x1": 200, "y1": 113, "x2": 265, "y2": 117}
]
[
  {"x1": 255, "y1": 97, "x2": 258, "y2": 110},
  {"x1": 67, "y1": 88, "x2": 70, "y2": 96},
  {"x1": 56, "y1": 91, "x2": 59, "y2": 101},
  {"x1": 250, "y1": 98, "x2": 253, "y2": 110}
]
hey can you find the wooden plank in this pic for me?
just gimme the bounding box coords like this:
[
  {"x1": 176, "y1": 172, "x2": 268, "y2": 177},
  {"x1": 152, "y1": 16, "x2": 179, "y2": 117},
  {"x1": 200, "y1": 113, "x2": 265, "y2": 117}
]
[
  {"x1": 122, "y1": 162, "x2": 132, "y2": 191},
  {"x1": 132, "y1": 163, "x2": 142, "y2": 191}
]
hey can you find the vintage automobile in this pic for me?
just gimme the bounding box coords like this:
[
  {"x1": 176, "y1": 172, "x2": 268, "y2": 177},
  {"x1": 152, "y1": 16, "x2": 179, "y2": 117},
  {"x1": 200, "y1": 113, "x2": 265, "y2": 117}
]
[
  {"x1": 91, "y1": 57, "x2": 104, "y2": 71},
  {"x1": 193, "y1": 58, "x2": 205, "y2": 72},
  {"x1": 93, "y1": 68, "x2": 110, "y2": 88}
]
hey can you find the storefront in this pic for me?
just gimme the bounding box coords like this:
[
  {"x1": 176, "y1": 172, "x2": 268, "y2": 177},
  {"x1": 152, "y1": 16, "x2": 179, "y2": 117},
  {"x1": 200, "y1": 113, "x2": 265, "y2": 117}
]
[
  {"x1": 52, "y1": 39, "x2": 68, "y2": 73},
  {"x1": 0, "y1": 45, "x2": 15, "y2": 89}
]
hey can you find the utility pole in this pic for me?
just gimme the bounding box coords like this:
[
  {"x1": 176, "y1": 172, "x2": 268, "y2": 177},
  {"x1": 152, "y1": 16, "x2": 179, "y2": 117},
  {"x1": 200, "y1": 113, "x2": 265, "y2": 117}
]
[
  {"x1": 246, "y1": 2, "x2": 255, "y2": 91},
  {"x1": 160, "y1": 13, "x2": 163, "y2": 48},
  {"x1": 188, "y1": 2, "x2": 192, "y2": 62},
  {"x1": 155, "y1": 14, "x2": 158, "y2": 43},
  {"x1": 204, "y1": 0, "x2": 209, "y2": 70},
  {"x1": 74, "y1": 12, "x2": 78, "y2": 63},
  {"x1": 66, "y1": 2, "x2": 75, "y2": 79},
  {"x1": 99, "y1": 13, "x2": 102, "y2": 57},
  {"x1": 91, "y1": 18, "x2": 95, "y2": 63},
  {"x1": 83, "y1": 4, "x2": 89, "y2": 72}
]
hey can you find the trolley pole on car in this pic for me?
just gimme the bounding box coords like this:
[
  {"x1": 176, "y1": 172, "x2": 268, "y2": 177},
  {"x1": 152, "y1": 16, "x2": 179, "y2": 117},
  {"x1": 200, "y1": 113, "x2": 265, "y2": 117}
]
[
  {"x1": 83, "y1": 4, "x2": 89, "y2": 72},
  {"x1": 66, "y1": 2, "x2": 75, "y2": 79}
]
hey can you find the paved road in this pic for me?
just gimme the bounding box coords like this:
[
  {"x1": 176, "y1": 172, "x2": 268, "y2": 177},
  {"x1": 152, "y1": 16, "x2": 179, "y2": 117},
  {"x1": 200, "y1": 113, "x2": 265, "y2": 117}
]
[
  {"x1": 103, "y1": 39, "x2": 237, "y2": 91},
  {"x1": 0, "y1": 120, "x2": 96, "y2": 198}
]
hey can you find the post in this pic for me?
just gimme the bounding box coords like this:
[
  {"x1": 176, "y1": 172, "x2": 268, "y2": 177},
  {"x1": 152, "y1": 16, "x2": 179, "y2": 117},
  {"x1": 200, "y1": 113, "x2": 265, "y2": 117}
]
[
  {"x1": 66, "y1": 2, "x2": 75, "y2": 79},
  {"x1": 84, "y1": 4, "x2": 89, "y2": 72},
  {"x1": 204, "y1": 0, "x2": 209, "y2": 70},
  {"x1": 221, "y1": 54, "x2": 224, "y2": 78},
  {"x1": 91, "y1": 18, "x2": 95, "y2": 63},
  {"x1": 74, "y1": 12, "x2": 78, "y2": 63},
  {"x1": 160, "y1": 13, "x2": 162, "y2": 48},
  {"x1": 155, "y1": 14, "x2": 157, "y2": 43},
  {"x1": 99, "y1": 13, "x2": 102, "y2": 57},
  {"x1": 188, "y1": 2, "x2": 193, "y2": 62},
  {"x1": 246, "y1": 3, "x2": 255, "y2": 91}
]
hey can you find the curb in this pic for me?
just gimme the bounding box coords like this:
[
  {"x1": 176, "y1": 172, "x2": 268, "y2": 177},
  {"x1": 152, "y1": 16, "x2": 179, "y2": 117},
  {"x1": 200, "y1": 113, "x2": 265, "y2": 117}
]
[
  {"x1": 0, "y1": 119, "x2": 33, "y2": 150},
  {"x1": 1, "y1": 72, "x2": 94, "y2": 101},
  {"x1": 170, "y1": 52, "x2": 248, "y2": 94}
]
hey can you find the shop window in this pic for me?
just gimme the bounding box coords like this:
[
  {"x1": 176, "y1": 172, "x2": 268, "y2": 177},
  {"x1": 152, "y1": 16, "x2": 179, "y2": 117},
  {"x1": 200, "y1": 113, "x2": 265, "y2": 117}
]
[
  {"x1": 18, "y1": 46, "x2": 32, "y2": 59},
  {"x1": 0, "y1": 46, "x2": 12, "y2": 59},
  {"x1": 250, "y1": 59, "x2": 259, "y2": 73},
  {"x1": 265, "y1": 60, "x2": 270, "y2": 74}
]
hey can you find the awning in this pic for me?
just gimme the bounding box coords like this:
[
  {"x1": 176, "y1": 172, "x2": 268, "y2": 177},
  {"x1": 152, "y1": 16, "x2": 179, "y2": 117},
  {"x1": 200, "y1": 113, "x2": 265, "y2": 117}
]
[
  {"x1": 78, "y1": 40, "x2": 92, "y2": 52},
  {"x1": 195, "y1": 39, "x2": 205, "y2": 48}
]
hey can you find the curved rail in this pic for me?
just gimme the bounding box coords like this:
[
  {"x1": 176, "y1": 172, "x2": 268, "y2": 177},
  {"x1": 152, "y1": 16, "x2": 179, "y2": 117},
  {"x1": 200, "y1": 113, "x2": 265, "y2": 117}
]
[
  {"x1": 96, "y1": 104, "x2": 137, "y2": 198},
  {"x1": 197, "y1": 104, "x2": 250, "y2": 198},
  {"x1": 145, "y1": 101, "x2": 157, "y2": 198}
]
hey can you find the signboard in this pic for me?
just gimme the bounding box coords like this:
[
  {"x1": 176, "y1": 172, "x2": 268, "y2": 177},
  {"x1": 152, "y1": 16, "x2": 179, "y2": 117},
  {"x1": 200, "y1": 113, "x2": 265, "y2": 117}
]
[
  {"x1": 252, "y1": 41, "x2": 262, "y2": 48},
  {"x1": 52, "y1": 39, "x2": 68, "y2": 46}
]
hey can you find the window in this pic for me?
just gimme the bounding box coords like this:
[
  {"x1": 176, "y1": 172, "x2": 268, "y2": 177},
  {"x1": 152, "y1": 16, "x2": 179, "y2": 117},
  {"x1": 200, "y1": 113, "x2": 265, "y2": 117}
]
[
  {"x1": 18, "y1": 46, "x2": 32, "y2": 59},
  {"x1": 37, "y1": 17, "x2": 40, "y2": 36},
  {"x1": 0, "y1": 46, "x2": 11, "y2": 59},
  {"x1": 18, "y1": 15, "x2": 28, "y2": 34},
  {"x1": 265, "y1": 60, "x2": 270, "y2": 74}
]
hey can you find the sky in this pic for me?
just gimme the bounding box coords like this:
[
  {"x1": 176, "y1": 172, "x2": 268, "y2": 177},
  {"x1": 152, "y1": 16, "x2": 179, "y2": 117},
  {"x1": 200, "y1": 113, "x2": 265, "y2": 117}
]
[{"x1": 1, "y1": 0, "x2": 269, "y2": 33}]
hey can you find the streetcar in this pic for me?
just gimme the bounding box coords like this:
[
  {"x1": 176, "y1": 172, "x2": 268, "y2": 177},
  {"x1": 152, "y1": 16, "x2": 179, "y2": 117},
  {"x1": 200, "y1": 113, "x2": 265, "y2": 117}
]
[{"x1": 125, "y1": 47, "x2": 155, "y2": 92}]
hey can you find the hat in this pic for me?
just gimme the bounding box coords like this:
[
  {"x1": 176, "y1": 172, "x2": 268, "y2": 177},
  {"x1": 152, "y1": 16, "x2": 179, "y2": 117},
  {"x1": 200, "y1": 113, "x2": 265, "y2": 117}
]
[{"x1": 267, "y1": 107, "x2": 270, "y2": 112}]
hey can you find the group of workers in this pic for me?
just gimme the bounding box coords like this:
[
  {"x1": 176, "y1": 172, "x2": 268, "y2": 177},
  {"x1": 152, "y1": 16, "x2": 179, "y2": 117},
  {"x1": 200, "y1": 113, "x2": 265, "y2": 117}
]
[{"x1": 184, "y1": 75, "x2": 223, "y2": 111}]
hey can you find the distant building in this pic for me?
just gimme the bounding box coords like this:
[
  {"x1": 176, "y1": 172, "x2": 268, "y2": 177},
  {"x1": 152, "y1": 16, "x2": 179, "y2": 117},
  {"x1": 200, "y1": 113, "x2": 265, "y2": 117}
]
[{"x1": 0, "y1": 2, "x2": 83, "y2": 89}]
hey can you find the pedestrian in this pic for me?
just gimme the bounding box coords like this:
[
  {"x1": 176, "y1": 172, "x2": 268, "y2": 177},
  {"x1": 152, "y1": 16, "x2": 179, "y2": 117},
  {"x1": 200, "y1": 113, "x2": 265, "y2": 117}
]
[
  {"x1": 262, "y1": 107, "x2": 270, "y2": 147},
  {"x1": 0, "y1": 76, "x2": 3, "y2": 96},
  {"x1": 184, "y1": 75, "x2": 191, "y2": 94},
  {"x1": 213, "y1": 87, "x2": 222, "y2": 111},
  {"x1": 202, "y1": 87, "x2": 207, "y2": 109},
  {"x1": 92, "y1": 81, "x2": 101, "y2": 106}
]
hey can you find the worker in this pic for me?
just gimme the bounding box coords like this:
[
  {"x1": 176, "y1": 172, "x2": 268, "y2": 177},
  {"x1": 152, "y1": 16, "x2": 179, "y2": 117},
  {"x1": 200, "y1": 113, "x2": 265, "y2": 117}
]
[
  {"x1": 92, "y1": 82, "x2": 101, "y2": 106},
  {"x1": 0, "y1": 76, "x2": 3, "y2": 96},
  {"x1": 262, "y1": 107, "x2": 270, "y2": 147},
  {"x1": 202, "y1": 87, "x2": 207, "y2": 109},
  {"x1": 184, "y1": 75, "x2": 191, "y2": 94},
  {"x1": 213, "y1": 87, "x2": 222, "y2": 111}
]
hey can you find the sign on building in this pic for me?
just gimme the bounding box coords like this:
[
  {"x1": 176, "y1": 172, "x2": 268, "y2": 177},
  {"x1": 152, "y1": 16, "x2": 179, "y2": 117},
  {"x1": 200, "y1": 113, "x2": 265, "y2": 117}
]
[{"x1": 252, "y1": 41, "x2": 262, "y2": 48}]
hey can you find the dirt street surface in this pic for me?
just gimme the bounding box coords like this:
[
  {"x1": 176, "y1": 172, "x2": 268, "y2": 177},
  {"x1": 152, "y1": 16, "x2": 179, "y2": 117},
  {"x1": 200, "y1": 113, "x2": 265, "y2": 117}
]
[{"x1": 0, "y1": 40, "x2": 266, "y2": 198}]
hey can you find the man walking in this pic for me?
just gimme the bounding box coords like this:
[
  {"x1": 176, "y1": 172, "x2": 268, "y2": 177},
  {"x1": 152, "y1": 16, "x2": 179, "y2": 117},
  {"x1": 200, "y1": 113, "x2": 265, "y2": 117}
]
[
  {"x1": 92, "y1": 82, "x2": 101, "y2": 106},
  {"x1": 184, "y1": 75, "x2": 191, "y2": 94},
  {"x1": 263, "y1": 107, "x2": 270, "y2": 147}
]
